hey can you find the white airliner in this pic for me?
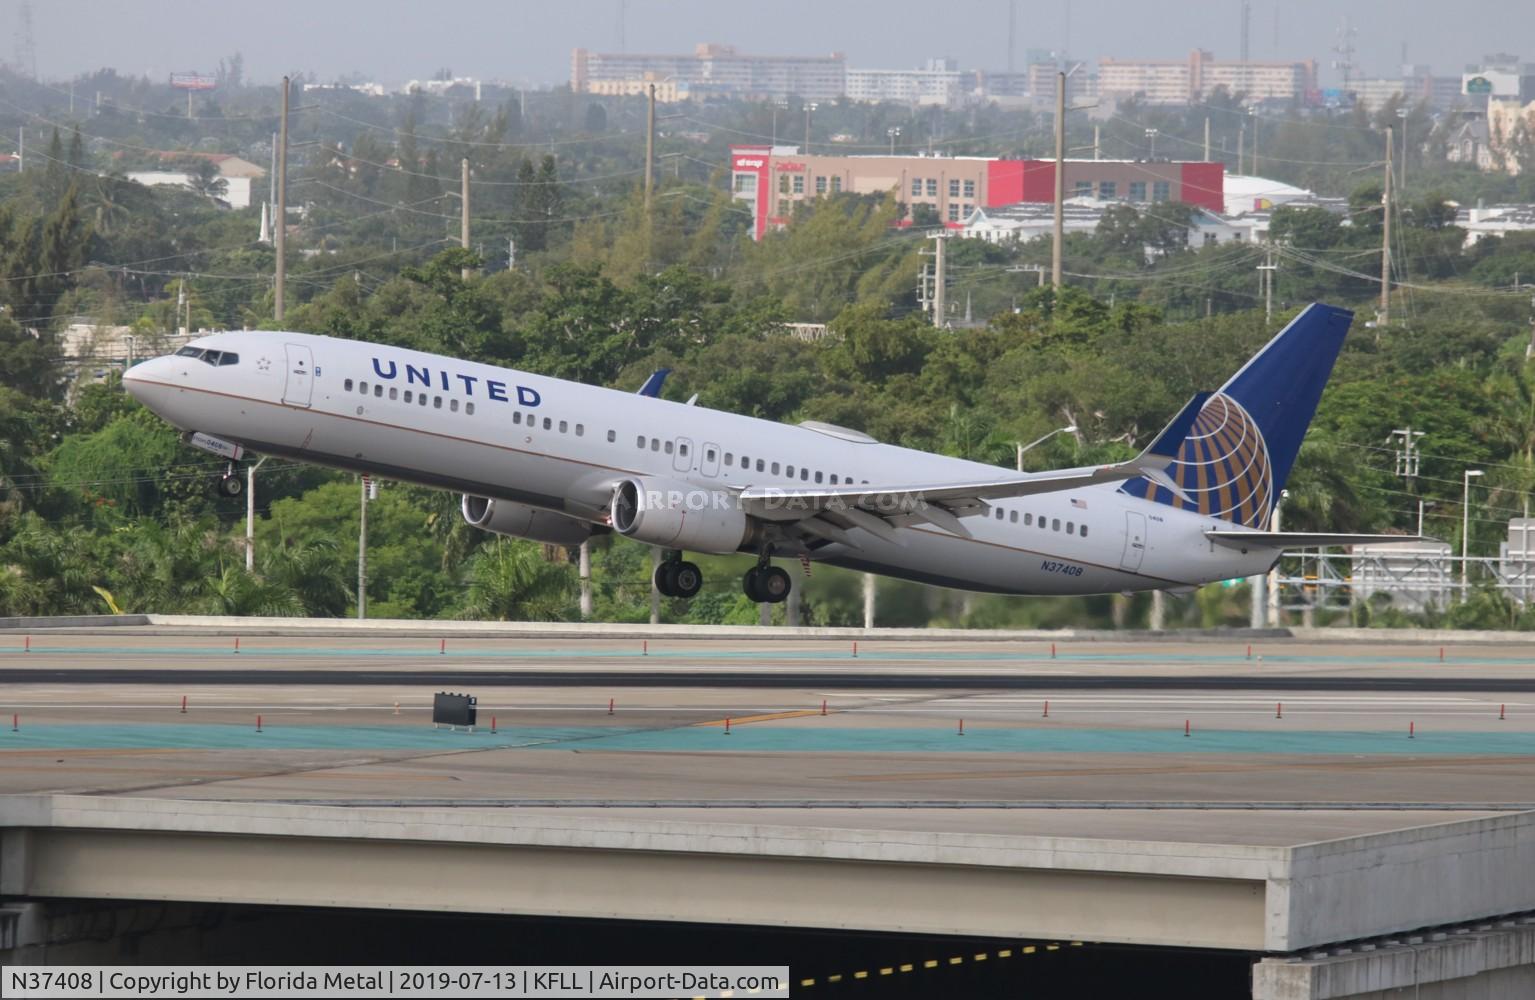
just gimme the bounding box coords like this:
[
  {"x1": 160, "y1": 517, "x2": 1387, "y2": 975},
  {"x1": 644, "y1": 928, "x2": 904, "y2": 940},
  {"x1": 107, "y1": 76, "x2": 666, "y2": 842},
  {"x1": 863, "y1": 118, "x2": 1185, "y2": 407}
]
[{"x1": 123, "y1": 303, "x2": 1406, "y2": 605}]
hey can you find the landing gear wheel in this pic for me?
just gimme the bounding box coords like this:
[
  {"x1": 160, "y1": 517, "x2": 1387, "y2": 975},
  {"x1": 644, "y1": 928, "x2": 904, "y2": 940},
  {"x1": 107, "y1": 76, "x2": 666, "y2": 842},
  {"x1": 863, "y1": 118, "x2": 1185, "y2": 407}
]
[
  {"x1": 744, "y1": 565, "x2": 791, "y2": 604},
  {"x1": 654, "y1": 560, "x2": 680, "y2": 598},
  {"x1": 671, "y1": 561, "x2": 703, "y2": 599},
  {"x1": 759, "y1": 566, "x2": 792, "y2": 603},
  {"x1": 217, "y1": 475, "x2": 243, "y2": 498}
]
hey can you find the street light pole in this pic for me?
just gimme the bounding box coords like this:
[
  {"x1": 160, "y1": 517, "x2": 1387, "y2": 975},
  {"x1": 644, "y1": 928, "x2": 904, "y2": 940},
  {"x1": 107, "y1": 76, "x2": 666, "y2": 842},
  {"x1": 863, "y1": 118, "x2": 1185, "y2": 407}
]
[
  {"x1": 1396, "y1": 107, "x2": 1408, "y2": 191},
  {"x1": 1016, "y1": 424, "x2": 1077, "y2": 471},
  {"x1": 1462, "y1": 469, "x2": 1484, "y2": 597},
  {"x1": 887, "y1": 126, "x2": 901, "y2": 155},
  {"x1": 245, "y1": 455, "x2": 269, "y2": 572},
  {"x1": 1145, "y1": 128, "x2": 1158, "y2": 159}
]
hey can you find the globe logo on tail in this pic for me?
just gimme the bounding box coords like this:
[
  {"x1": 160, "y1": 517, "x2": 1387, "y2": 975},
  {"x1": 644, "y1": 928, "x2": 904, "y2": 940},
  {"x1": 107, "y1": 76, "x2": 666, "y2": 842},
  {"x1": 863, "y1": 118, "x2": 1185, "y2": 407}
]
[{"x1": 1147, "y1": 393, "x2": 1273, "y2": 528}]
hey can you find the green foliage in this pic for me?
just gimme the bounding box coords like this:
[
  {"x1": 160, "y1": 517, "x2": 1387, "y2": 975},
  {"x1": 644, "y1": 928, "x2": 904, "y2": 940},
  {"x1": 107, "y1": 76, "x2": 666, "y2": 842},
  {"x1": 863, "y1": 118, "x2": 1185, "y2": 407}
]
[{"x1": 5, "y1": 77, "x2": 1535, "y2": 628}]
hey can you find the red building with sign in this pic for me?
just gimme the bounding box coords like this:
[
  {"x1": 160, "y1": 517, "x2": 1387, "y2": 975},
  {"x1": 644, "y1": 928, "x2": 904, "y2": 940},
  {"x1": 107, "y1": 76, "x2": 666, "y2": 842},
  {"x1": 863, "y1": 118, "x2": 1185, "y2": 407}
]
[{"x1": 731, "y1": 145, "x2": 1224, "y2": 240}]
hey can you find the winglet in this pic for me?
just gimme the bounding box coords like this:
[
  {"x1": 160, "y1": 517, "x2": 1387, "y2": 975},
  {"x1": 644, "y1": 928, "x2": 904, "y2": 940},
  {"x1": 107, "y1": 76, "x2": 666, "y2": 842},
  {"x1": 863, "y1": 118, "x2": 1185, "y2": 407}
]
[
  {"x1": 636, "y1": 368, "x2": 672, "y2": 398},
  {"x1": 1142, "y1": 392, "x2": 1211, "y2": 461},
  {"x1": 1126, "y1": 392, "x2": 1210, "y2": 503}
]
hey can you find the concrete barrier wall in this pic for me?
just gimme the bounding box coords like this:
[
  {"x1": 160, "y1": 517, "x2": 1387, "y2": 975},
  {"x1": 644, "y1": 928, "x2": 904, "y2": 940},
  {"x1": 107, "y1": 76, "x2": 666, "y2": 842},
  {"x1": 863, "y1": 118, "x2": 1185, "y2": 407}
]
[
  {"x1": 2, "y1": 612, "x2": 1529, "y2": 645},
  {"x1": 0, "y1": 615, "x2": 149, "y2": 630},
  {"x1": 1278, "y1": 812, "x2": 1535, "y2": 951}
]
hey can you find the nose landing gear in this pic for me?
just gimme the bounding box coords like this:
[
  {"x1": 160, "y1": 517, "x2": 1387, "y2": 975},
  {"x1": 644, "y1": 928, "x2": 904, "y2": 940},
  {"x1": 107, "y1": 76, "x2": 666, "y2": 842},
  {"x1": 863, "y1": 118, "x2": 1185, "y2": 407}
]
[{"x1": 216, "y1": 462, "x2": 243, "y2": 498}]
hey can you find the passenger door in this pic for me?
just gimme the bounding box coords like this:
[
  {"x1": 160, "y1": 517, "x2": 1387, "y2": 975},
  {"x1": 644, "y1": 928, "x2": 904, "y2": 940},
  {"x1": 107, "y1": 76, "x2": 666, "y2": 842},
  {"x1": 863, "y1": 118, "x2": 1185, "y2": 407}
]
[
  {"x1": 1120, "y1": 511, "x2": 1147, "y2": 572},
  {"x1": 701, "y1": 442, "x2": 722, "y2": 477},
  {"x1": 673, "y1": 436, "x2": 693, "y2": 474},
  {"x1": 282, "y1": 343, "x2": 314, "y2": 407}
]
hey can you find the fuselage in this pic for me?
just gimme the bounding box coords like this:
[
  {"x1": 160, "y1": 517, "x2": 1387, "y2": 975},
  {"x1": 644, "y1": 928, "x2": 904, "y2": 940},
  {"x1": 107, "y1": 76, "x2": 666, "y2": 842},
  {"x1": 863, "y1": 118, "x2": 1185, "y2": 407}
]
[{"x1": 123, "y1": 331, "x2": 1279, "y2": 596}]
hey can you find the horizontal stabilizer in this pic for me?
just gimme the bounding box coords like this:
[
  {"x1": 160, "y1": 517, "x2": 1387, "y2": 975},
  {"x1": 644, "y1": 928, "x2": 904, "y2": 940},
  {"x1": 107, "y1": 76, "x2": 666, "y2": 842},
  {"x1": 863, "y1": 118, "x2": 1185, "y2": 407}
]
[{"x1": 1207, "y1": 531, "x2": 1436, "y2": 549}]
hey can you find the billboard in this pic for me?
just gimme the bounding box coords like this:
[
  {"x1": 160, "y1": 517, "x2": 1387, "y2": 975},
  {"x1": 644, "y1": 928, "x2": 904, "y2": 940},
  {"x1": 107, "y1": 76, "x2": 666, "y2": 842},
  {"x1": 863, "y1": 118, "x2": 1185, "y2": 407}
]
[{"x1": 170, "y1": 72, "x2": 217, "y2": 91}]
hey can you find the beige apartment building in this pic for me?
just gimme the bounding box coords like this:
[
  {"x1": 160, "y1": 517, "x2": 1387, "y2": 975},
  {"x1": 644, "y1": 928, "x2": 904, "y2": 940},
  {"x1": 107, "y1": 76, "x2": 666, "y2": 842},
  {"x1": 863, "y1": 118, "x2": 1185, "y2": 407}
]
[
  {"x1": 1099, "y1": 50, "x2": 1317, "y2": 105},
  {"x1": 572, "y1": 43, "x2": 845, "y2": 101}
]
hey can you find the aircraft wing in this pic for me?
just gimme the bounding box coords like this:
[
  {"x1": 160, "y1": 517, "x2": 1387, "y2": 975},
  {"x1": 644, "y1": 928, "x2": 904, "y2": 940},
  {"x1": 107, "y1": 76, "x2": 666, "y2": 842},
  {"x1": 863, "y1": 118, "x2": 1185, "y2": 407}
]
[
  {"x1": 1206, "y1": 531, "x2": 1436, "y2": 549},
  {"x1": 738, "y1": 394, "x2": 1210, "y2": 546}
]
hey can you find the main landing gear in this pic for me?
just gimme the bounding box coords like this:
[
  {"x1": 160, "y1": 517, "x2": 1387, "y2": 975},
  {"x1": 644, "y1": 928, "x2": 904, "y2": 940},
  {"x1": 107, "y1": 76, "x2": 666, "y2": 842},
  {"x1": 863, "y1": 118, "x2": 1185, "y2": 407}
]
[
  {"x1": 652, "y1": 550, "x2": 793, "y2": 605},
  {"x1": 654, "y1": 553, "x2": 704, "y2": 600},
  {"x1": 742, "y1": 551, "x2": 791, "y2": 604}
]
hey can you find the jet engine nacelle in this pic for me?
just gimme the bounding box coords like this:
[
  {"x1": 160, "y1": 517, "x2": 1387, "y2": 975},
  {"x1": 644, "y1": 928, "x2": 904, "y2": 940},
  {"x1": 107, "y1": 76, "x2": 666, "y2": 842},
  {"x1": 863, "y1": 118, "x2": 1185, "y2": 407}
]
[
  {"x1": 461, "y1": 495, "x2": 593, "y2": 547},
  {"x1": 609, "y1": 476, "x2": 750, "y2": 554}
]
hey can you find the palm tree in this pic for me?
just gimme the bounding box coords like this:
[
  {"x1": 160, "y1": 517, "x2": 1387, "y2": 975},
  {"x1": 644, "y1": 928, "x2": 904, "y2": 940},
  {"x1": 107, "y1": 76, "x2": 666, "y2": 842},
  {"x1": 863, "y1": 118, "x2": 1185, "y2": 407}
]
[
  {"x1": 459, "y1": 538, "x2": 574, "y2": 621},
  {"x1": 184, "y1": 158, "x2": 229, "y2": 203},
  {"x1": 261, "y1": 538, "x2": 352, "y2": 617},
  {"x1": 199, "y1": 565, "x2": 303, "y2": 617},
  {"x1": 1281, "y1": 437, "x2": 1378, "y2": 532}
]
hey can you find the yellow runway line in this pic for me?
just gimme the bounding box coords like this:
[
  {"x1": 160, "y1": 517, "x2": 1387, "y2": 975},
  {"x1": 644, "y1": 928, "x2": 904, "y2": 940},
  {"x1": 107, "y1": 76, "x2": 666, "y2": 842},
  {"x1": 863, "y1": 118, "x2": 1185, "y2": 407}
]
[{"x1": 694, "y1": 710, "x2": 823, "y2": 728}]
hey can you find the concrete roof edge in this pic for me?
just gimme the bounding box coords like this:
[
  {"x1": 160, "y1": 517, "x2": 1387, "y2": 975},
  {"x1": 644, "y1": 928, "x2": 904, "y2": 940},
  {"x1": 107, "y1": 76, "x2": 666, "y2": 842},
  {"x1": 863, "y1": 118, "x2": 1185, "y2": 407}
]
[{"x1": 6, "y1": 795, "x2": 1288, "y2": 880}]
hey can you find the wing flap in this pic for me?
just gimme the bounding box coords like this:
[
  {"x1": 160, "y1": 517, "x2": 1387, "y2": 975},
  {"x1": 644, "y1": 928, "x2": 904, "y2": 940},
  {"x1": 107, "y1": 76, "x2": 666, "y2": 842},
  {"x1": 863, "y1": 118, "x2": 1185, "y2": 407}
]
[{"x1": 1207, "y1": 531, "x2": 1436, "y2": 549}]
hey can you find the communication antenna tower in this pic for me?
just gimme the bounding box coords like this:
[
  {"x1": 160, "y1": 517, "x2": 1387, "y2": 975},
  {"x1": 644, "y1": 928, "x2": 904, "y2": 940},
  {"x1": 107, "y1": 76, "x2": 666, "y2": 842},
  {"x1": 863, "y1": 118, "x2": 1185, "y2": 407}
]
[{"x1": 14, "y1": 1, "x2": 36, "y2": 80}]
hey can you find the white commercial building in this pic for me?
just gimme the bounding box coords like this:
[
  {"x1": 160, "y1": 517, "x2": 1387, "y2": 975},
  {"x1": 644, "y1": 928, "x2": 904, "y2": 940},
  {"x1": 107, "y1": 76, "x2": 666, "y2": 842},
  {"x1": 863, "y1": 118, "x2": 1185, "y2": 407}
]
[
  {"x1": 124, "y1": 154, "x2": 266, "y2": 210},
  {"x1": 845, "y1": 60, "x2": 966, "y2": 106}
]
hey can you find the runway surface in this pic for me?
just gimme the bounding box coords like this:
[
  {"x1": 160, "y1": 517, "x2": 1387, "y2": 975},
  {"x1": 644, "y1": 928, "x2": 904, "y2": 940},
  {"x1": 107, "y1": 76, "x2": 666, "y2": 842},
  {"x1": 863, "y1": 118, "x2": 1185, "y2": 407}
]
[{"x1": 0, "y1": 632, "x2": 1533, "y2": 825}]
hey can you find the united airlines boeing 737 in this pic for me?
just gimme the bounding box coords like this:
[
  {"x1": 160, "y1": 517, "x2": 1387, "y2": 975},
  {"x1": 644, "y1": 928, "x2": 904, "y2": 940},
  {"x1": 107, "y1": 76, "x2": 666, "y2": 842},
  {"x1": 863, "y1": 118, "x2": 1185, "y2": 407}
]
[{"x1": 123, "y1": 303, "x2": 1405, "y2": 605}]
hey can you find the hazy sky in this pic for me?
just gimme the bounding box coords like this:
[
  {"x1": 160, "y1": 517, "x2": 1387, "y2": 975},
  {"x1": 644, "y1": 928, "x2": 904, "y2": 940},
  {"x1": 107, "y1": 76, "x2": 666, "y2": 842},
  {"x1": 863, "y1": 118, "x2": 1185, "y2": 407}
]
[{"x1": 22, "y1": 1, "x2": 1535, "y2": 89}]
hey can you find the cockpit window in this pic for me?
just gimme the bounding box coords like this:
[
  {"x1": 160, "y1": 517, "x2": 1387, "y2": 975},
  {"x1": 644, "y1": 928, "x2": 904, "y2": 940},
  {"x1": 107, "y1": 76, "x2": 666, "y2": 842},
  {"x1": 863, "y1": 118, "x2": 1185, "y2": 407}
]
[{"x1": 174, "y1": 346, "x2": 238, "y2": 367}]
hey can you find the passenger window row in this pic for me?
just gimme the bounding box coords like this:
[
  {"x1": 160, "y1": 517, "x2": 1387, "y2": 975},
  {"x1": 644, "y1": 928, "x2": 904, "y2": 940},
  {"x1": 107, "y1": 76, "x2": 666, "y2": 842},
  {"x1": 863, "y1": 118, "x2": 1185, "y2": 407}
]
[
  {"x1": 513, "y1": 412, "x2": 583, "y2": 436},
  {"x1": 624, "y1": 433, "x2": 867, "y2": 486},
  {"x1": 992, "y1": 505, "x2": 1087, "y2": 537},
  {"x1": 344, "y1": 377, "x2": 476, "y2": 416}
]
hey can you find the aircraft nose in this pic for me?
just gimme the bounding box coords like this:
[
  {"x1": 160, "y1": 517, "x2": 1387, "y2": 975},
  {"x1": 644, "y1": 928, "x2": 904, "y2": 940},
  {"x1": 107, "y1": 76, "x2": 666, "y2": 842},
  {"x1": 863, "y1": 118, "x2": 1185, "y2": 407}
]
[{"x1": 122, "y1": 356, "x2": 176, "y2": 409}]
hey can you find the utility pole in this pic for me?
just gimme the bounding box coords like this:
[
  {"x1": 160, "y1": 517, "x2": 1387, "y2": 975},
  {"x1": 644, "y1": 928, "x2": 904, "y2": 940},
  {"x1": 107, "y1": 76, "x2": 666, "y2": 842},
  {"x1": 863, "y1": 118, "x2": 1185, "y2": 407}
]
[
  {"x1": 1238, "y1": 123, "x2": 1245, "y2": 174},
  {"x1": 644, "y1": 83, "x2": 655, "y2": 214},
  {"x1": 358, "y1": 475, "x2": 371, "y2": 620},
  {"x1": 1093, "y1": 124, "x2": 1101, "y2": 160},
  {"x1": 275, "y1": 76, "x2": 289, "y2": 323},
  {"x1": 1203, "y1": 116, "x2": 1211, "y2": 161},
  {"x1": 268, "y1": 132, "x2": 277, "y2": 219},
  {"x1": 1390, "y1": 427, "x2": 1424, "y2": 485},
  {"x1": 460, "y1": 157, "x2": 471, "y2": 280},
  {"x1": 1250, "y1": 111, "x2": 1259, "y2": 175},
  {"x1": 15, "y1": 127, "x2": 21, "y2": 173},
  {"x1": 1258, "y1": 246, "x2": 1276, "y2": 323},
  {"x1": 862, "y1": 573, "x2": 875, "y2": 629},
  {"x1": 929, "y1": 232, "x2": 947, "y2": 328},
  {"x1": 1267, "y1": 500, "x2": 1283, "y2": 626},
  {"x1": 804, "y1": 101, "x2": 816, "y2": 155},
  {"x1": 1052, "y1": 70, "x2": 1066, "y2": 289},
  {"x1": 1380, "y1": 126, "x2": 1393, "y2": 325},
  {"x1": 649, "y1": 547, "x2": 660, "y2": 625},
  {"x1": 578, "y1": 541, "x2": 592, "y2": 618}
]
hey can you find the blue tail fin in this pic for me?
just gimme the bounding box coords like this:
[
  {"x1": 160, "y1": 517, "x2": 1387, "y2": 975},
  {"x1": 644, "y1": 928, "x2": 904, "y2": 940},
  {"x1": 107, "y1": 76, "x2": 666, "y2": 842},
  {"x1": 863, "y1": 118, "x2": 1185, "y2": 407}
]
[{"x1": 1120, "y1": 303, "x2": 1353, "y2": 528}]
